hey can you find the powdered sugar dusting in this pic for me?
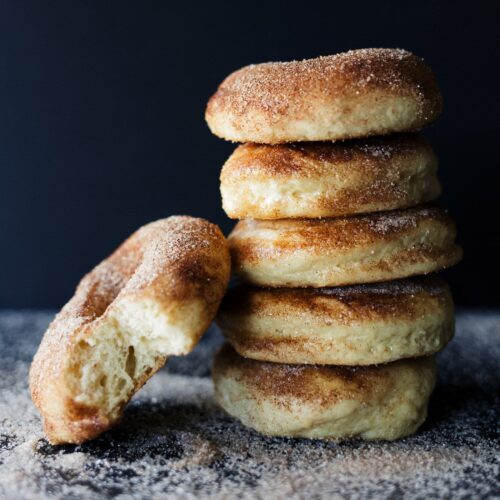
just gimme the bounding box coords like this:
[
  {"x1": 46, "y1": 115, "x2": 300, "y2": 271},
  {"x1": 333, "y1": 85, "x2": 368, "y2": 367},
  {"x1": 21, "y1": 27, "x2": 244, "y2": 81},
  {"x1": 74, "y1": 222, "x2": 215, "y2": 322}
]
[
  {"x1": 317, "y1": 276, "x2": 447, "y2": 297},
  {"x1": 366, "y1": 205, "x2": 443, "y2": 235},
  {"x1": 357, "y1": 141, "x2": 394, "y2": 159}
]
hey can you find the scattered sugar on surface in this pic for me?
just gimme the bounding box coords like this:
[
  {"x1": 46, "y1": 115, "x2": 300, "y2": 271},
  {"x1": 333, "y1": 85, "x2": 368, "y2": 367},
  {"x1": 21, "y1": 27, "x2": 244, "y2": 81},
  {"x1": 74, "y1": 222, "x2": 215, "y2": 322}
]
[{"x1": 1, "y1": 311, "x2": 499, "y2": 499}]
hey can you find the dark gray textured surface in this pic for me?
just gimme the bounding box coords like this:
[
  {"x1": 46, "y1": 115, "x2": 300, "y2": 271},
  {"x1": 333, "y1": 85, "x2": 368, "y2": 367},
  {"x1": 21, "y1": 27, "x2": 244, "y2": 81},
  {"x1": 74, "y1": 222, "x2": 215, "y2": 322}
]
[{"x1": 0, "y1": 310, "x2": 499, "y2": 499}]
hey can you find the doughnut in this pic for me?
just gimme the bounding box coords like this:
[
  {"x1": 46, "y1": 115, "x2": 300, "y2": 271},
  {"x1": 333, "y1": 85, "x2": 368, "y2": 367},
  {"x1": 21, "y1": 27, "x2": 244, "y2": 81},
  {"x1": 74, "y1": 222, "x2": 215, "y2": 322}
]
[
  {"x1": 30, "y1": 216, "x2": 230, "y2": 444},
  {"x1": 228, "y1": 206, "x2": 462, "y2": 287},
  {"x1": 221, "y1": 134, "x2": 440, "y2": 219},
  {"x1": 217, "y1": 277, "x2": 454, "y2": 365},
  {"x1": 206, "y1": 48, "x2": 442, "y2": 144},
  {"x1": 212, "y1": 344, "x2": 436, "y2": 441}
]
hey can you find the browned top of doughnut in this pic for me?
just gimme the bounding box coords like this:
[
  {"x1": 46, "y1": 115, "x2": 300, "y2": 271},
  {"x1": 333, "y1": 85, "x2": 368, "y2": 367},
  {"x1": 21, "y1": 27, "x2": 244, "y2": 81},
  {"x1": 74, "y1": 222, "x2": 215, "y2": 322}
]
[
  {"x1": 52, "y1": 216, "x2": 227, "y2": 334},
  {"x1": 207, "y1": 48, "x2": 442, "y2": 139},
  {"x1": 229, "y1": 205, "x2": 456, "y2": 259},
  {"x1": 220, "y1": 276, "x2": 451, "y2": 324},
  {"x1": 222, "y1": 134, "x2": 434, "y2": 178}
]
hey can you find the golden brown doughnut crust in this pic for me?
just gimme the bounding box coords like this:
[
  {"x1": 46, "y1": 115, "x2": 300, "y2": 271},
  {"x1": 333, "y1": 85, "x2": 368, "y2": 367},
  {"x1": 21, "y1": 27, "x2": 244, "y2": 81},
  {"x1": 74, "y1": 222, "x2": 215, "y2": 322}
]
[
  {"x1": 213, "y1": 344, "x2": 437, "y2": 440},
  {"x1": 221, "y1": 134, "x2": 440, "y2": 219},
  {"x1": 30, "y1": 216, "x2": 230, "y2": 444},
  {"x1": 217, "y1": 277, "x2": 454, "y2": 365},
  {"x1": 228, "y1": 206, "x2": 462, "y2": 287},
  {"x1": 206, "y1": 48, "x2": 442, "y2": 143}
]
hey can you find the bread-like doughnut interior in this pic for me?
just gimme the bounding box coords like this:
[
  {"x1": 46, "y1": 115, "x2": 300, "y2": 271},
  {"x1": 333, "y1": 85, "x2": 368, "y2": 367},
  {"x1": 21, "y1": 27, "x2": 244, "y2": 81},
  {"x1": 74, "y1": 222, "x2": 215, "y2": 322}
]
[{"x1": 30, "y1": 216, "x2": 230, "y2": 444}]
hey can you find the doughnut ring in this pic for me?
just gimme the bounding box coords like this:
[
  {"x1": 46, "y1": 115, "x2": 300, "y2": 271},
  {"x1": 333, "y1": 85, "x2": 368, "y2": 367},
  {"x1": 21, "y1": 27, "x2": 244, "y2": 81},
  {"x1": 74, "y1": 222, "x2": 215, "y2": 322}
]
[
  {"x1": 206, "y1": 48, "x2": 442, "y2": 144},
  {"x1": 220, "y1": 134, "x2": 440, "y2": 219},
  {"x1": 212, "y1": 344, "x2": 436, "y2": 441},
  {"x1": 228, "y1": 206, "x2": 462, "y2": 287},
  {"x1": 30, "y1": 216, "x2": 230, "y2": 444},
  {"x1": 217, "y1": 277, "x2": 454, "y2": 365}
]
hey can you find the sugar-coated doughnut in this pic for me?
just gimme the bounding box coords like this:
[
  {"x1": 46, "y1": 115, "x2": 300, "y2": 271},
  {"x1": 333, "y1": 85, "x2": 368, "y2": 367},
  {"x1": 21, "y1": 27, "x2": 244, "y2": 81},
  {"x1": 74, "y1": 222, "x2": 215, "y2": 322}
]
[
  {"x1": 221, "y1": 134, "x2": 440, "y2": 219},
  {"x1": 30, "y1": 216, "x2": 230, "y2": 444},
  {"x1": 217, "y1": 277, "x2": 453, "y2": 365},
  {"x1": 228, "y1": 206, "x2": 462, "y2": 287},
  {"x1": 206, "y1": 48, "x2": 442, "y2": 144},
  {"x1": 213, "y1": 345, "x2": 436, "y2": 441}
]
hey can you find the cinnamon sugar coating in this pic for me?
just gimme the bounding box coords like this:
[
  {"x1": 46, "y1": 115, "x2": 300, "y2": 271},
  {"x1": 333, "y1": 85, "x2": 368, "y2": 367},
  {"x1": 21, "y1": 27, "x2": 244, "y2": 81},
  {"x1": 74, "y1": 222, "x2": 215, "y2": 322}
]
[
  {"x1": 206, "y1": 49, "x2": 442, "y2": 143},
  {"x1": 228, "y1": 206, "x2": 462, "y2": 287},
  {"x1": 213, "y1": 344, "x2": 437, "y2": 440},
  {"x1": 221, "y1": 134, "x2": 440, "y2": 219},
  {"x1": 217, "y1": 277, "x2": 454, "y2": 365},
  {"x1": 30, "y1": 216, "x2": 230, "y2": 444}
]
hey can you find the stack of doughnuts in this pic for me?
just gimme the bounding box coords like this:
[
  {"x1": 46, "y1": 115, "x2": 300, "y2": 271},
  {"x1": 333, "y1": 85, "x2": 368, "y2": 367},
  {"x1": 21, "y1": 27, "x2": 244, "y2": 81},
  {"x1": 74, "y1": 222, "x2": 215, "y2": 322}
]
[{"x1": 206, "y1": 48, "x2": 462, "y2": 441}]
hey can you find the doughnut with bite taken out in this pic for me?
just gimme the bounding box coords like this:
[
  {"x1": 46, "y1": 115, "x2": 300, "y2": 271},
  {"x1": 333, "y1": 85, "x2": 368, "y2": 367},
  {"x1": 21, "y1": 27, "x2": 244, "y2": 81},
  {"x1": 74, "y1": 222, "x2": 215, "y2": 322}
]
[{"x1": 30, "y1": 216, "x2": 230, "y2": 444}]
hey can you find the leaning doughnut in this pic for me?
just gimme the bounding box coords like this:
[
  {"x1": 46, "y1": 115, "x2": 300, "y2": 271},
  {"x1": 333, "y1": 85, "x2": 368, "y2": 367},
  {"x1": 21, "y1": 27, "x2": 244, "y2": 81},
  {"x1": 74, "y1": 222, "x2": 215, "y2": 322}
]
[
  {"x1": 30, "y1": 216, "x2": 230, "y2": 444},
  {"x1": 212, "y1": 344, "x2": 436, "y2": 441},
  {"x1": 217, "y1": 277, "x2": 454, "y2": 365},
  {"x1": 228, "y1": 206, "x2": 462, "y2": 287},
  {"x1": 220, "y1": 134, "x2": 440, "y2": 219},
  {"x1": 206, "y1": 48, "x2": 442, "y2": 144}
]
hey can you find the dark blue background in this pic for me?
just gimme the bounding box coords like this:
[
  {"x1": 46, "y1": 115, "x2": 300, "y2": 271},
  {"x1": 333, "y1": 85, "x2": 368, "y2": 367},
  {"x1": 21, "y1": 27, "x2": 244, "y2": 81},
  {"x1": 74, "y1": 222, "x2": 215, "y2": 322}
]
[{"x1": 1, "y1": 1, "x2": 497, "y2": 307}]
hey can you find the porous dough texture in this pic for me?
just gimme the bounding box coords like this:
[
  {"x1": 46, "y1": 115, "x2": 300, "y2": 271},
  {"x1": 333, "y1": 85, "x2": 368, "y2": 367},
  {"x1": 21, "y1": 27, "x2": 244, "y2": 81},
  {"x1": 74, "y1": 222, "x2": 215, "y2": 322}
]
[
  {"x1": 228, "y1": 206, "x2": 462, "y2": 287},
  {"x1": 217, "y1": 277, "x2": 454, "y2": 365},
  {"x1": 206, "y1": 48, "x2": 442, "y2": 144},
  {"x1": 213, "y1": 345, "x2": 436, "y2": 441},
  {"x1": 30, "y1": 216, "x2": 230, "y2": 445},
  {"x1": 220, "y1": 134, "x2": 440, "y2": 219}
]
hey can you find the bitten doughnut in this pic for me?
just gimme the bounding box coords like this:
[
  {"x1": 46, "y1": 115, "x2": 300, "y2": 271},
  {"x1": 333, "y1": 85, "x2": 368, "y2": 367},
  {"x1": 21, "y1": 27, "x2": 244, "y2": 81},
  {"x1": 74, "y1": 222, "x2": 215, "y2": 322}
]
[
  {"x1": 228, "y1": 206, "x2": 462, "y2": 287},
  {"x1": 213, "y1": 345, "x2": 436, "y2": 441},
  {"x1": 221, "y1": 134, "x2": 440, "y2": 219},
  {"x1": 206, "y1": 48, "x2": 442, "y2": 144},
  {"x1": 217, "y1": 277, "x2": 454, "y2": 365},
  {"x1": 30, "y1": 216, "x2": 230, "y2": 444}
]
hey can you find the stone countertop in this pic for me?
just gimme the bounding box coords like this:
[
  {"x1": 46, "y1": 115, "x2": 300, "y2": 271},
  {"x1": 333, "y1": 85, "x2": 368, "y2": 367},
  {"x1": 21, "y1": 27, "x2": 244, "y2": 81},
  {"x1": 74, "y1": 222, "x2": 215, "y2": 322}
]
[{"x1": 0, "y1": 310, "x2": 498, "y2": 499}]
